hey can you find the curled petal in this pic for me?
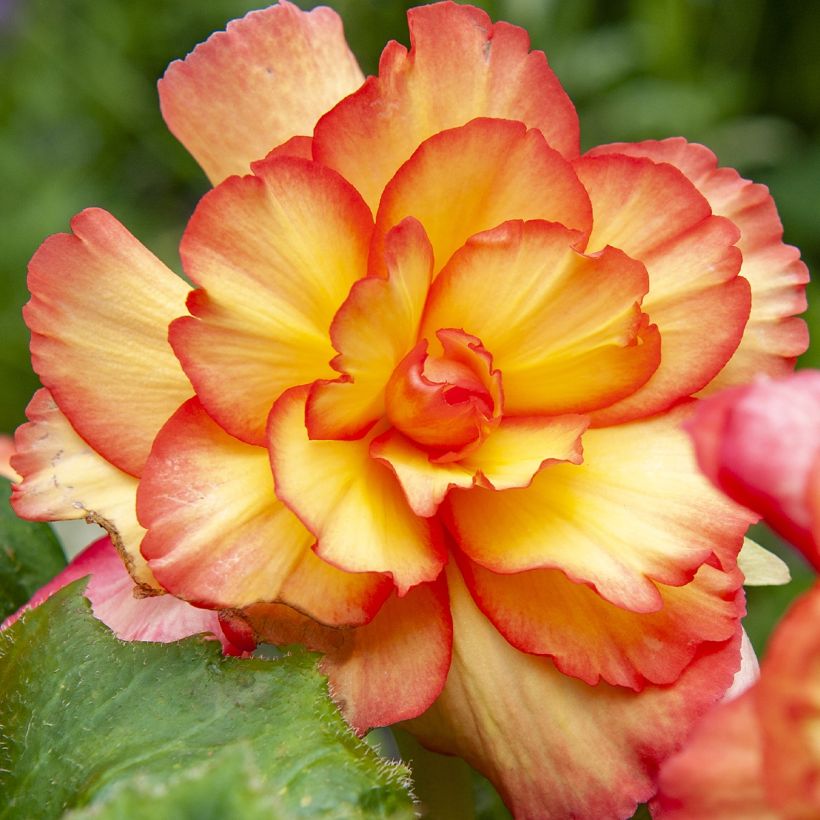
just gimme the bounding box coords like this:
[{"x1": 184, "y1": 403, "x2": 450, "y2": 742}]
[
  {"x1": 306, "y1": 217, "x2": 434, "y2": 440},
  {"x1": 575, "y1": 154, "x2": 750, "y2": 425},
  {"x1": 590, "y1": 138, "x2": 809, "y2": 388},
  {"x1": 12, "y1": 389, "x2": 156, "y2": 591},
  {"x1": 446, "y1": 405, "x2": 754, "y2": 611},
  {"x1": 138, "y1": 399, "x2": 389, "y2": 622},
  {"x1": 172, "y1": 157, "x2": 373, "y2": 445},
  {"x1": 370, "y1": 118, "x2": 592, "y2": 277},
  {"x1": 421, "y1": 220, "x2": 661, "y2": 415},
  {"x1": 25, "y1": 208, "x2": 191, "y2": 477},
  {"x1": 268, "y1": 386, "x2": 446, "y2": 595},
  {"x1": 314, "y1": 1, "x2": 578, "y2": 210},
  {"x1": 688, "y1": 371, "x2": 820, "y2": 569},
  {"x1": 159, "y1": 2, "x2": 364, "y2": 184},
  {"x1": 458, "y1": 552, "x2": 743, "y2": 689},
  {"x1": 1, "y1": 537, "x2": 242, "y2": 653},
  {"x1": 371, "y1": 414, "x2": 587, "y2": 517},
  {"x1": 404, "y1": 564, "x2": 744, "y2": 820}
]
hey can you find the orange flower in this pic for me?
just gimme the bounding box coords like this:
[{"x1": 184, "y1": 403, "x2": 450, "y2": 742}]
[{"x1": 11, "y1": 3, "x2": 808, "y2": 816}]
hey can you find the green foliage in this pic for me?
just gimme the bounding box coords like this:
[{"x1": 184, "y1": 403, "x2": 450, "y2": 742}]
[
  {"x1": 0, "y1": 582, "x2": 415, "y2": 819},
  {"x1": 0, "y1": 476, "x2": 65, "y2": 620}
]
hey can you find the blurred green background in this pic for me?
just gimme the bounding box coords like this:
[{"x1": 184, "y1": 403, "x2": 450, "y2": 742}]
[{"x1": 0, "y1": 0, "x2": 816, "y2": 641}]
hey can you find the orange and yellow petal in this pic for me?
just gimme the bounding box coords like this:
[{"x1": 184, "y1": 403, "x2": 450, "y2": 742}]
[
  {"x1": 371, "y1": 414, "x2": 587, "y2": 517},
  {"x1": 313, "y1": 1, "x2": 578, "y2": 211},
  {"x1": 137, "y1": 398, "x2": 388, "y2": 620},
  {"x1": 268, "y1": 386, "x2": 446, "y2": 595},
  {"x1": 422, "y1": 220, "x2": 661, "y2": 415},
  {"x1": 306, "y1": 217, "x2": 434, "y2": 440},
  {"x1": 688, "y1": 371, "x2": 820, "y2": 570},
  {"x1": 172, "y1": 157, "x2": 373, "y2": 445},
  {"x1": 25, "y1": 208, "x2": 192, "y2": 477},
  {"x1": 404, "y1": 564, "x2": 744, "y2": 820},
  {"x1": 11, "y1": 389, "x2": 157, "y2": 591},
  {"x1": 446, "y1": 405, "x2": 754, "y2": 612},
  {"x1": 591, "y1": 138, "x2": 809, "y2": 389},
  {"x1": 159, "y1": 2, "x2": 363, "y2": 184},
  {"x1": 369, "y1": 118, "x2": 592, "y2": 277},
  {"x1": 459, "y1": 552, "x2": 743, "y2": 690},
  {"x1": 574, "y1": 153, "x2": 751, "y2": 425}
]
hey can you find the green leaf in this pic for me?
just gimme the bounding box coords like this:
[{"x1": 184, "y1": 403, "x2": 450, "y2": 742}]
[
  {"x1": 0, "y1": 582, "x2": 415, "y2": 819},
  {"x1": 0, "y1": 476, "x2": 66, "y2": 620}
]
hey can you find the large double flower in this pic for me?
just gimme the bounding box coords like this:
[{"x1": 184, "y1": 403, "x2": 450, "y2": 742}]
[{"x1": 11, "y1": 3, "x2": 808, "y2": 817}]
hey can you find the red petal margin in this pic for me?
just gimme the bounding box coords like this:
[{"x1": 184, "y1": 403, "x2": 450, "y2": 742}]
[
  {"x1": 138, "y1": 398, "x2": 390, "y2": 622},
  {"x1": 588, "y1": 138, "x2": 809, "y2": 390},
  {"x1": 172, "y1": 156, "x2": 373, "y2": 446},
  {"x1": 25, "y1": 208, "x2": 192, "y2": 478},
  {"x1": 369, "y1": 118, "x2": 591, "y2": 277},
  {"x1": 688, "y1": 371, "x2": 820, "y2": 570},
  {"x1": 574, "y1": 154, "x2": 750, "y2": 427},
  {"x1": 159, "y1": 2, "x2": 364, "y2": 184},
  {"x1": 238, "y1": 577, "x2": 453, "y2": 733},
  {"x1": 1, "y1": 537, "x2": 243, "y2": 653},
  {"x1": 403, "y1": 564, "x2": 744, "y2": 820},
  {"x1": 314, "y1": 1, "x2": 579, "y2": 211}
]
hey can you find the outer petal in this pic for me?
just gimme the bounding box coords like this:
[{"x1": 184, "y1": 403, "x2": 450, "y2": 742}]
[
  {"x1": 574, "y1": 154, "x2": 750, "y2": 426},
  {"x1": 171, "y1": 157, "x2": 373, "y2": 445},
  {"x1": 459, "y1": 552, "x2": 743, "y2": 689},
  {"x1": 589, "y1": 138, "x2": 809, "y2": 388},
  {"x1": 306, "y1": 217, "x2": 434, "y2": 440},
  {"x1": 422, "y1": 220, "x2": 661, "y2": 415},
  {"x1": 240, "y1": 578, "x2": 452, "y2": 733},
  {"x1": 653, "y1": 690, "x2": 774, "y2": 820},
  {"x1": 688, "y1": 371, "x2": 820, "y2": 569},
  {"x1": 404, "y1": 564, "x2": 744, "y2": 820},
  {"x1": 0, "y1": 537, "x2": 243, "y2": 653},
  {"x1": 0, "y1": 436, "x2": 20, "y2": 481},
  {"x1": 446, "y1": 405, "x2": 755, "y2": 612},
  {"x1": 25, "y1": 208, "x2": 192, "y2": 477},
  {"x1": 369, "y1": 118, "x2": 592, "y2": 277},
  {"x1": 314, "y1": 1, "x2": 578, "y2": 211},
  {"x1": 11, "y1": 389, "x2": 156, "y2": 591},
  {"x1": 268, "y1": 386, "x2": 445, "y2": 595},
  {"x1": 371, "y1": 414, "x2": 587, "y2": 517},
  {"x1": 138, "y1": 398, "x2": 390, "y2": 621},
  {"x1": 159, "y1": 2, "x2": 363, "y2": 184},
  {"x1": 757, "y1": 582, "x2": 820, "y2": 816}
]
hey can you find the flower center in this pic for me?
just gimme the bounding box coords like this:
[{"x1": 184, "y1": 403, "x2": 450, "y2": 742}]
[{"x1": 384, "y1": 328, "x2": 502, "y2": 458}]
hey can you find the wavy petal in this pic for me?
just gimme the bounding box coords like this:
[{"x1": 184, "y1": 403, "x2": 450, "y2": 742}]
[
  {"x1": 314, "y1": 1, "x2": 578, "y2": 211},
  {"x1": 172, "y1": 157, "x2": 373, "y2": 444},
  {"x1": 11, "y1": 389, "x2": 156, "y2": 590},
  {"x1": 138, "y1": 398, "x2": 389, "y2": 621},
  {"x1": 589, "y1": 138, "x2": 809, "y2": 388},
  {"x1": 371, "y1": 414, "x2": 587, "y2": 517},
  {"x1": 422, "y1": 220, "x2": 660, "y2": 415},
  {"x1": 268, "y1": 386, "x2": 445, "y2": 594},
  {"x1": 25, "y1": 208, "x2": 191, "y2": 477},
  {"x1": 369, "y1": 118, "x2": 591, "y2": 277},
  {"x1": 688, "y1": 371, "x2": 820, "y2": 569},
  {"x1": 446, "y1": 405, "x2": 754, "y2": 611},
  {"x1": 306, "y1": 218, "x2": 433, "y2": 440},
  {"x1": 575, "y1": 154, "x2": 750, "y2": 425},
  {"x1": 459, "y1": 552, "x2": 743, "y2": 689},
  {"x1": 404, "y1": 564, "x2": 744, "y2": 820},
  {"x1": 159, "y1": 2, "x2": 363, "y2": 184}
]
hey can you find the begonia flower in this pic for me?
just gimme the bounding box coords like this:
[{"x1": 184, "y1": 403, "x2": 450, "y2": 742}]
[
  {"x1": 10, "y1": 3, "x2": 809, "y2": 817},
  {"x1": 656, "y1": 371, "x2": 820, "y2": 818}
]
